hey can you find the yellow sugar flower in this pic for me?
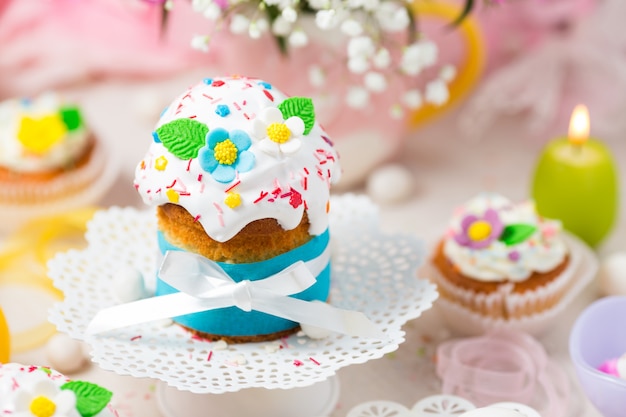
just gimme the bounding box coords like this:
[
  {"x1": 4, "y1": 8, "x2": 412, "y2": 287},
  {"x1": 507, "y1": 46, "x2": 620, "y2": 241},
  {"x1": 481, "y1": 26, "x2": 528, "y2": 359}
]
[{"x1": 17, "y1": 114, "x2": 67, "y2": 155}]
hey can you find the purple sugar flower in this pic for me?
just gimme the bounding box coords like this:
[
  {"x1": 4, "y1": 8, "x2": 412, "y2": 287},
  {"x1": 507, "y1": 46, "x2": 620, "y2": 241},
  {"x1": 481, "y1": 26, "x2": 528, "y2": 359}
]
[{"x1": 454, "y1": 208, "x2": 504, "y2": 249}]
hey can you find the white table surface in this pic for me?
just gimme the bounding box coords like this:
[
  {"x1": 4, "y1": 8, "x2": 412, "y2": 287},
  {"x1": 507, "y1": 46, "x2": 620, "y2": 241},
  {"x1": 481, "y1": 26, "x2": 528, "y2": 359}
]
[{"x1": 9, "y1": 69, "x2": 626, "y2": 417}]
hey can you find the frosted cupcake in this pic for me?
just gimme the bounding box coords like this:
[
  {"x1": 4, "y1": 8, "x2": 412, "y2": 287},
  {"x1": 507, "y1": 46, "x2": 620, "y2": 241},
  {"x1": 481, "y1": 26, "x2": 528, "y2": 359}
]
[
  {"x1": 0, "y1": 363, "x2": 116, "y2": 417},
  {"x1": 431, "y1": 193, "x2": 572, "y2": 320}
]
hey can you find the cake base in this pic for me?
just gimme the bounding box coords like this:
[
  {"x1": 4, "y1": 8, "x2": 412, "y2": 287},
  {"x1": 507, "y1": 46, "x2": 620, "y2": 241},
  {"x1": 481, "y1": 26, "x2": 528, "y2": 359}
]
[{"x1": 156, "y1": 375, "x2": 339, "y2": 417}]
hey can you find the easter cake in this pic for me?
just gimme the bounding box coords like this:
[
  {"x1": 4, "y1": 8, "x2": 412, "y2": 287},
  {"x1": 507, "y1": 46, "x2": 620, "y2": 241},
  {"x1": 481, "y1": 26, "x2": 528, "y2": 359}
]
[
  {"x1": 134, "y1": 75, "x2": 342, "y2": 343},
  {"x1": 0, "y1": 363, "x2": 116, "y2": 417},
  {"x1": 431, "y1": 193, "x2": 571, "y2": 320},
  {"x1": 0, "y1": 93, "x2": 105, "y2": 205}
]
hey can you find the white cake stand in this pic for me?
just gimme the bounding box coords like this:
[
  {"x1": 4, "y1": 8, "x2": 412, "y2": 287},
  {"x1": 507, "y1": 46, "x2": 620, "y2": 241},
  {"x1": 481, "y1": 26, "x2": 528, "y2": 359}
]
[{"x1": 49, "y1": 194, "x2": 438, "y2": 416}]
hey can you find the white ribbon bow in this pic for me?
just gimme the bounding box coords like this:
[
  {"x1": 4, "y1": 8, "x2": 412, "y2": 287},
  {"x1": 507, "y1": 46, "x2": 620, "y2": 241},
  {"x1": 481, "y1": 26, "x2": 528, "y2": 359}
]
[{"x1": 87, "y1": 249, "x2": 385, "y2": 339}]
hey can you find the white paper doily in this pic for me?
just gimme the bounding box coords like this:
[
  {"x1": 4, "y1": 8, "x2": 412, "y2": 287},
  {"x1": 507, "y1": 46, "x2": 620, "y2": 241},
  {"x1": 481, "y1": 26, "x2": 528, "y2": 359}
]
[{"x1": 49, "y1": 194, "x2": 438, "y2": 394}]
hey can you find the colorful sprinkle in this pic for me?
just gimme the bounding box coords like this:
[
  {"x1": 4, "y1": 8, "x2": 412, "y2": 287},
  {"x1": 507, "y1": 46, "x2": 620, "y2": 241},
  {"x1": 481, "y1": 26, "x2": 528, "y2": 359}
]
[
  {"x1": 166, "y1": 189, "x2": 180, "y2": 203},
  {"x1": 154, "y1": 156, "x2": 168, "y2": 171},
  {"x1": 293, "y1": 360, "x2": 304, "y2": 367},
  {"x1": 224, "y1": 192, "x2": 241, "y2": 209},
  {"x1": 203, "y1": 78, "x2": 213, "y2": 85},
  {"x1": 215, "y1": 104, "x2": 231, "y2": 117},
  {"x1": 258, "y1": 81, "x2": 272, "y2": 89},
  {"x1": 152, "y1": 131, "x2": 161, "y2": 143}
]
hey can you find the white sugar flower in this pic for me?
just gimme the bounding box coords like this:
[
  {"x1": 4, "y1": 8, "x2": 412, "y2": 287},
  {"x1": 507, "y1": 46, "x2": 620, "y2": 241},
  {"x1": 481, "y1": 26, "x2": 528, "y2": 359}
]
[
  {"x1": 346, "y1": 86, "x2": 370, "y2": 108},
  {"x1": 418, "y1": 40, "x2": 438, "y2": 68},
  {"x1": 375, "y1": 2, "x2": 409, "y2": 32},
  {"x1": 402, "y1": 89, "x2": 423, "y2": 109},
  {"x1": 289, "y1": 29, "x2": 309, "y2": 47},
  {"x1": 253, "y1": 107, "x2": 304, "y2": 156},
  {"x1": 347, "y1": 56, "x2": 369, "y2": 74},
  {"x1": 190, "y1": 35, "x2": 210, "y2": 52},
  {"x1": 230, "y1": 14, "x2": 250, "y2": 34},
  {"x1": 364, "y1": 71, "x2": 387, "y2": 92},
  {"x1": 425, "y1": 79, "x2": 449, "y2": 105},
  {"x1": 13, "y1": 379, "x2": 79, "y2": 417}
]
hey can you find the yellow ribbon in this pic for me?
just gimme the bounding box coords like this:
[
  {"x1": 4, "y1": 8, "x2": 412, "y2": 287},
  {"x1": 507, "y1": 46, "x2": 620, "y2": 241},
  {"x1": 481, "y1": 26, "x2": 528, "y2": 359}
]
[
  {"x1": 0, "y1": 207, "x2": 97, "y2": 354},
  {"x1": 408, "y1": 0, "x2": 486, "y2": 128}
]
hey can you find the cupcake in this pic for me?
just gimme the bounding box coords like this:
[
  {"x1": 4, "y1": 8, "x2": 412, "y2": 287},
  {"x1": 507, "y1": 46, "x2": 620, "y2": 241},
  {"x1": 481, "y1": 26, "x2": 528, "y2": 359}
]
[
  {"x1": 0, "y1": 363, "x2": 116, "y2": 417},
  {"x1": 134, "y1": 75, "x2": 342, "y2": 343},
  {"x1": 431, "y1": 193, "x2": 571, "y2": 320},
  {"x1": 0, "y1": 93, "x2": 112, "y2": 229}
]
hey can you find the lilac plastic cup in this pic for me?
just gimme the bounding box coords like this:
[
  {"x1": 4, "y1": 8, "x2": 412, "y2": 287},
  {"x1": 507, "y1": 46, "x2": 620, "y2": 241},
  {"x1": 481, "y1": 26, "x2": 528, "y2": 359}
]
[{"x1": 569, "y1": 296, "x2": 626, "y2": 417}]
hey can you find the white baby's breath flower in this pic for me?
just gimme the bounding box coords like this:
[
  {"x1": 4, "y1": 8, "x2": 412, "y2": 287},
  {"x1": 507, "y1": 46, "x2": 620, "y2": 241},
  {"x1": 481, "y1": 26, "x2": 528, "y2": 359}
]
[
  {"x1": 248, "y1": 18, "x2": 269, "y2": 39},
  {"x1": 347, "y1": 36, "x2": 375, "y2": 58},
  {"x1": 389, "y1": 103, "x2": 405, "y2": 119},
  {"x1": 315, "y1": 9, "x2": 339, "y2": 30},
  {"x1": 289, "y1": 29, "x2": 309, "y2": 47},
  {"x1": 192, "y1": 0, "x2": 212, "y2": 12},
  {"x1": 347, "y1": 56, "x2": 369, "y2": 74},
  {"x1": 440, "y1": 64, "x2": 457, "y2": 82},
  {"x1": 425, "y1": 79, "x2": 449, "y2": 105},
  {"x1": 402, "y1": 89, "x2": 423, "y2": 109},
  {"x1": 308, "y1": 0, "x2": 330, "y2": 9},
  {"x1": 341, "y1": 19, "x2": 363, "y2": 36},
  {"x1": 230, "y1": 14, "x2": 250, "y2": 34},
  {"x1": 282, "y1": 6, "x2": 298, "y2": 23},
  {"x1": 272, "y1": 16, "x2": 293, "y2": 36},
  {"x1": 376, "y1": 2, "x2": 410, "y2": 32},
  {"x1": 364, "y1": 71, "x2": 387, "y2": 92},
  {"x1": 346, "y1": 86, "x2": 370, "y2": 108},
  {"x1": 190, "y1": 35, "x2": 210, "y2": 52},
  {"x1": 309, "y1": 66, "x2": 326, "y2": 87},
  {"x1": 361, "y1": 0, "x2": 380, "y2": 11},
  {"x1": 203, "y1": 2, "x2": 222, "y2": 20},
  {"x1": 373, "y1": 47, "x2": 391, "y2": 69},
  {"x1": 346, "y1": 0, "x2": 364, "y2": 9}
]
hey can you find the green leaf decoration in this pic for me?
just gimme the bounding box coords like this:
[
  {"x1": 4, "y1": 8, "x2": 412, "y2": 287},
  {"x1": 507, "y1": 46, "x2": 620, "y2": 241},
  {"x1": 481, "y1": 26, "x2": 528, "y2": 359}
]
[
  {"x1": 278, "y1": 97, "x2": 315, "y2": 135},
  {"x1": 499, "y1": 224, "x2": 537, "y2": 246},
  {"x1": 59, "y1": 107, "x2": 83, "y2": 131},
  {"x1": 61, "y1": 381, "x2": 113, "y2": 417},
  {"x1": 156, "y1": 118, "x2": 209, "y2": 160}
]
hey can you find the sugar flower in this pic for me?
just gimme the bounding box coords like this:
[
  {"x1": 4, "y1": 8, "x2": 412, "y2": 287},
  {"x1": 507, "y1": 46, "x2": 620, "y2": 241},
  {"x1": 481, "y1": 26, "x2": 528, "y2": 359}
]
[
  {"x1": 198, "y1": 128, "x2": 255, "y2": 183},
  {"x1": 252, "y1": 107, "x2": 304, "y2": 156},
  {"x1": 454, "y1": 208, "x2": 504, "y2": 249},
  {"x1": 13, "y1": 379, "x2": 79, "y2": 417}
]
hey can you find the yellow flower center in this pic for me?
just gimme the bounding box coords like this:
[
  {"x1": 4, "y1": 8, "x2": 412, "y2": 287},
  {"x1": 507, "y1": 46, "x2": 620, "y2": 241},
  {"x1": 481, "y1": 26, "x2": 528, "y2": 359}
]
[
  {"x1": 214, "y1": 139, "x2": 238, "y2": 165},
  {"x1": 17, "y1": 115, "x2": 67, "y2": 155},
  {"x1": 224, "y1": 192, "x2": 242, "y2": 209},
  {"x1": 29, "y1": 396, "x2": 56, "y2": 417},
  {"x1": 266, "y1": 122, "x2": 291, "y2": 144},
  {"x1": 468, "y1": 220, "x2": 492, "y2": 241}
]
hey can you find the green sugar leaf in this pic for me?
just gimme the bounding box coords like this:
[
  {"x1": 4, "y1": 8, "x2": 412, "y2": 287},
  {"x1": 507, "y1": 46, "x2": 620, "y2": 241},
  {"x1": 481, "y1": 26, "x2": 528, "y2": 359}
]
[
  {"x1": 499, "y1": 224, "x2": 537, "y2": 246},
  {"x1": 156, "y1": 118, "x2": 209, "y2": 160},
  {"x1": 61, "y1": 381, "x2": 113, "y2": 417},
  {"x1": 278, "y1": 97, "x2": 315, "y2": 135},
  {"x1": 59, "y1": 107, "x2": 83, "y2": 131}
]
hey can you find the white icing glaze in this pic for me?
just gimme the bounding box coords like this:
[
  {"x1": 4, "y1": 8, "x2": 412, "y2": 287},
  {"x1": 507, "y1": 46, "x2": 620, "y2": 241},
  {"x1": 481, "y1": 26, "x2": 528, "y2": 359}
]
[
  {"x1": 134, "y1": 76, "x2": 341, "y2": 242},
  {"x1": 0, "y1": 363, "x2": 116, "y2": 417},
  {"x1": 443, "y1": 193, "x2": 568, "y2": 282},
  {"x1": 0, "y1": 93, "x2": 90, "y2": 173}
]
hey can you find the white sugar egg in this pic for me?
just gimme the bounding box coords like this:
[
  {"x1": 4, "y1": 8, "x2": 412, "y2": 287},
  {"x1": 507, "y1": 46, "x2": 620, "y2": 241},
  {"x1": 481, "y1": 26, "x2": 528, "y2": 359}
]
[
  {"x1": 599, "y1": 252, "x2": 626, "y2": 296},
  {"x1": 366, "y1": 163, "x2": 414, "y2": 204},
  {"x1": 46, "y1": 333, "x2": 88, "y2": 374}
]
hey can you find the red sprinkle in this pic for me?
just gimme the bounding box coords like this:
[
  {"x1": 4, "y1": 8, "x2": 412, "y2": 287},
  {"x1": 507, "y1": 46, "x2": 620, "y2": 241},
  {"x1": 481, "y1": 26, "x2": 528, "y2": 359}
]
[
  {"x1": 189, "y1": 115, "x2": 197, "y2": 119},
  {"x1": 244, "y1": 113, "x2": 250, "y2": 120},
  {"x1": 254, "y1": 191, "x2": 268, "y2": 203},
  {"x1": 263, "y1": 89, "x2": 274, "y2": 101},
  {"x1": 309, "y1": 357, "x2": 320, "y2": 365},
  {"x1": 197, "y1": 173, "x2": 203, "y2": 181},
  {"x1": 187, "y1": 159, "x2": 193, "y2": 171},
  {"x1": 212, "y1": 80, "x2": 225, "y2": 86},
  {"x1": 166, "y1": 179, "x2": 177, "y2": 189},
  {"x1": 207, "y1": 351, "x2": 213, "y2": 361},
  {"x1": 293, "y1": 360, "x2": 304, "y2": 367},
  {"x1": 193, "y1": 214, "x2": 201, "y2": 222},
  {"x1": 130, "y1": 335, "x2": 142, "y2": 342},
  {"x1": 202, "y1": 93, "x2": 213, "y2": 100},
  {"x1": 225, "y1": 180, "x2": 241, "y2": 193}
]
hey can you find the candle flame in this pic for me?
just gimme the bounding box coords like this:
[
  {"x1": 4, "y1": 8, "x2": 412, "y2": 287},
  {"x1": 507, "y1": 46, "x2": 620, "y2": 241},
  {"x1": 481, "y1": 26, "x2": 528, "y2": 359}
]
[{"x1": 568, "y1": 104, "x2": 589, "y2": 145}]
